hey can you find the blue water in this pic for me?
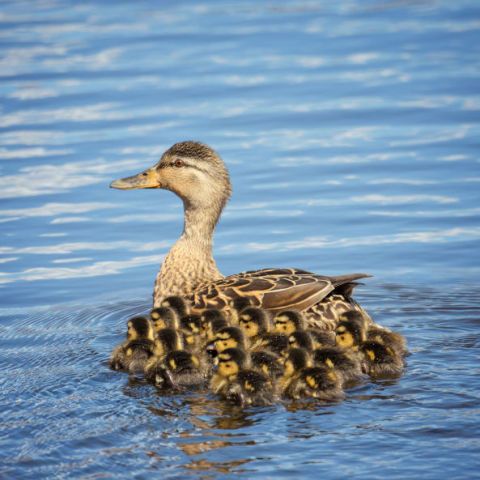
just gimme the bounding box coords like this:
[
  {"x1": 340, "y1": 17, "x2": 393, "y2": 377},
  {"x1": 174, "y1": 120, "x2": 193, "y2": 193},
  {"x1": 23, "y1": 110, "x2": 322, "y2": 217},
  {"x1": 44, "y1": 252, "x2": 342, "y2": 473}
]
[{"x1": 1, "y1": 1, "x2": 480, "y2": 478}]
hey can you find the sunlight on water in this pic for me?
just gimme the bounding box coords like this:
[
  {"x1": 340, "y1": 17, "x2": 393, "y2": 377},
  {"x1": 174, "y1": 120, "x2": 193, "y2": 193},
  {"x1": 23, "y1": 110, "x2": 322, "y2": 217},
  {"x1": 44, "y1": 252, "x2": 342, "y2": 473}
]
[{"x1": 1, "y1": 0, "x2": 480, "y2": 478}]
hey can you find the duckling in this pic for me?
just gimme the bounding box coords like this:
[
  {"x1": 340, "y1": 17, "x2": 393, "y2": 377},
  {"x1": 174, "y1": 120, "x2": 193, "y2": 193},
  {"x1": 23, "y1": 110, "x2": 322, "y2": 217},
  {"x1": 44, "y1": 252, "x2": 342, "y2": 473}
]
[
  {"x1": 209, "y1": 347, "x2": 249, "y2": 394},
  {"x1": 150, "y1": 306, "x2": 179, "y2": 331},
  {"x1": 366, "y1": 326, "x2": 408, "y2": 357},
  {"x1": 278, "y1": 347, "x2": 311, "y2": 395},
  {"x1": 228, "y1": 296, "x2": 254, "y2": 324},
  {"x1": 312, "y1": 347, "x2": 364, "y2": 386},
  {"x1": 238, "y1": 307, "x2": 271, "y2": 349},
  {"x1": 308, "y1": 329, "x2": 336, "y2": 349},
  {"x1": 180, "y1": 314, "x2": 204, "y2": 352},
  {"x1": 339, "y1": 309, "x2": 370, "y2": 337},
  {"x1": 214, "y1": 326, "x2": 247, "y2": 353},
  {"x1": 160, "y1": 295, "x2": 189, "y2": 319},
  {"x1": 109, "y1": 316, "x2": 154, "y2": 371},
  {"x1": 285, "y1": 366, "x2": 345, "y2": 402},
  {"x1": 202, "y1": 309, "x2": 229, "y2": 342},
  {"x1": 288, "y1": 330, "x2": 314, "y2": 353},
  {"x1": 335, "y1": 318, "x2": 365, "y2": 351},
  {"x1": 203, "y1": 316, "x2": 230, "y2": 359},
  {"x1": 251, "y1": 351, "x2": 284, "y2": 379},
  {"x1": 360, "y1": 341, "x2": 404, "y2": 378},
  {"x1": 223, "y1": 368, "x2": 274, "y2": 407},
  {"x1": 114, "y1": 338, "x2": 156, "y2": 374},
  {"x1": 273, "y1": 310, "x2": 305, "y2": 335},
  {"x1": 144, "y1": 328, "x2": 184, "y2": 378},
  {"x1": 152, "y1": 350, "x2": 207, "y2": 390},
  {"x1": 261, "y1": 333, "x2": 290, "y2": 357}
]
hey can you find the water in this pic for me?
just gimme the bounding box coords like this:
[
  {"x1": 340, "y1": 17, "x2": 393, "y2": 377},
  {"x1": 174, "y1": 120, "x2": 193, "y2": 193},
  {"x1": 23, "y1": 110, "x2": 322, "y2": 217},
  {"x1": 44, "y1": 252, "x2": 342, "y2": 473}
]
[{"x1": 1, "y1": 0, "x2": 480, "y2": 478}]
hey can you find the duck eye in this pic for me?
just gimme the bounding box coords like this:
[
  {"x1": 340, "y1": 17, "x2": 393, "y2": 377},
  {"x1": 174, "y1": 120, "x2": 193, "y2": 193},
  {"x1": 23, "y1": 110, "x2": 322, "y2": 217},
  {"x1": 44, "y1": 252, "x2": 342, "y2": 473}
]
[{"x1": 173, "y1": 159, "x2": 184, "y2": 168}]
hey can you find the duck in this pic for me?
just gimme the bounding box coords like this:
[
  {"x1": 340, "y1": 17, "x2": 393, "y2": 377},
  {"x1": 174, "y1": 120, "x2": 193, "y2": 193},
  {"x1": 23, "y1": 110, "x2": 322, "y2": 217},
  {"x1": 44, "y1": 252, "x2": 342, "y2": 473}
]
[
  {"x1": 360, "y1": 341, "x2": 404, "y2": 378},
  {"x1": 109, "y1": 316, "x2": 155, "y2": 372},
  {"x1": 110, "y1": 141, "x2": 372, "y2": 330}
]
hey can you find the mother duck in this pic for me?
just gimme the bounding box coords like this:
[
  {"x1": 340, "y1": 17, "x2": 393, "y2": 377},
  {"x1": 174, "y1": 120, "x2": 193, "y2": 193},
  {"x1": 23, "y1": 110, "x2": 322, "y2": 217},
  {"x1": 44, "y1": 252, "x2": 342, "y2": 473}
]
[{"x1": 111, "y1": 141, "x2": 371, "y2": 330}]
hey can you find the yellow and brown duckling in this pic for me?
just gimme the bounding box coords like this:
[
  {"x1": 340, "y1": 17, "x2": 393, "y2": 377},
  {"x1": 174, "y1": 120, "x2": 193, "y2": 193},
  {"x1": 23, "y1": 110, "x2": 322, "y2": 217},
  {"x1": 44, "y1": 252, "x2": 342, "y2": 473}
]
[
  {"x1": 179, "y1": 314, "x2": 204, "y2": 352},
  {"x1": 308, "y1": 329, "x2": 336, "y2": 349},
  {"x1": 312, "y1": 347, "x2": 364, "y2": 386},
  {"x1": 287, "y1": 331, "x2": 314, "y2": 353},
  {"x1": 151, "y1": 350, "x2": 207, "y2": 390},
  {"x1": 109, "y1": 316, "x2": 155, "y2": 373},
  {"x1": 366, "y1": 326, "x2": 408, "y2": 357},
  {"x1": 238, "y1": 307, "x2": 271, "y2": 349},
  {"x1": 209, "y1": 347, "x2": 249, "y2": 395},
  {"x1": 228, "y1": 296, "x2": 254, "y2": 324},
  {"x1": 273, "y1": 310, "x2": 305, "y2": 335},
  {"x1": 160, "y1": 295, "x2": 189, "y2": 319},
  {"x1": 144, "y1": 328, "x2": 184, "y2": 378},
  {"x1": 285, "y1": 366, "x2": 345, "y2": 402},
  {"x1": 150, "y1": 306, "x2": 180, "y2": 331},
  {"x1": 261, "y1": 333, "x2": 290, "y2": 357},
  {"x1": 214, "y1": 326, "x2": 247, "y2": 353},
  {"x1": 251, "y1": 351, "x2": 284, "y2": 380},
  {"x1": 360, "y1": 341, "x2": 404, "y2": 378},
  {"x1": 223, "y1": 368, "x2": 274, "y2": 407},
  {"x1": 338, "y1": 310, "x2": 369, "y2": 339},
  {"x1": 201, "y1": 309, "x2": 229, "y2": 342},
  {"x1": 335, "y1": 317, "x2": 365, "y2": 351},
  {"x1": 278, "y1": 347, "x2": 311, "y2": 395}
]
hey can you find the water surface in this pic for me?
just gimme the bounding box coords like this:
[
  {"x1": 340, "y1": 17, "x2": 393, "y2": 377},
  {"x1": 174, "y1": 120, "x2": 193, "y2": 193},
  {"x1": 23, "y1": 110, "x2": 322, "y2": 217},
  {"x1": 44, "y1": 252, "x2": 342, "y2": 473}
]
[{"x1": 1, "y1": 1, "x2": 480, "y2": 478}]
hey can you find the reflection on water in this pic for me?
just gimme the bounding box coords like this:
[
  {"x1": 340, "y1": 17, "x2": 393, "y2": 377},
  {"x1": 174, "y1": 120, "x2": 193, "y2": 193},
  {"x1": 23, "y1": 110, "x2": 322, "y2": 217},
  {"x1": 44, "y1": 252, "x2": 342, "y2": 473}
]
[{"x1": 1, "y1": 0, "x2": 480, "y2": 478}]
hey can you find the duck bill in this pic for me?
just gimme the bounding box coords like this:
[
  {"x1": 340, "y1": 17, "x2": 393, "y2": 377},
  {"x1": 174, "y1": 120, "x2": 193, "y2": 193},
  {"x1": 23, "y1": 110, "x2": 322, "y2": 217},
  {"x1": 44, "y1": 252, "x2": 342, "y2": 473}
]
[{"x1": 110, "y1": 168, "x2": 160, "y2": 190}]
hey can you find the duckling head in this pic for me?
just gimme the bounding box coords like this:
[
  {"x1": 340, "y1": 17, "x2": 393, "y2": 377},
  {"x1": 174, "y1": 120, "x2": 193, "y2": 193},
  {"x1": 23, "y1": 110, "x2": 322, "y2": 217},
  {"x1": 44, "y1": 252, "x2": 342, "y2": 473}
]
[
  {"x1": 274, "y1": 310, "x2": 305, "y2": 335},
  {"x1": 217, "y1": 348, "x2": 248, "y2": 378},
  {"x1": 239, "y1": 307, "x2": 270, "y2": 338},
  {"x1": 338, "y1": 310, "x2": 368, "y2": 341},
  {"x1": 154, "y1": 328, "x2": 184, "y2": 357},
  {"x1": 110, "y1": 141, "x2": 232, "y2": 224},
  {"x1": 180, "y1": 314, "x2": 203, "y2": 345},
  {"x1": 288, "y1": 331, "x2": 314, "y2": 352},
  {"x1": 215, "y1": 326, "x2": 246, "y2": 352},
  {"x1": 160, "y1": 295, "x2": 189, "y2": 319},
  {"x1": 150, "y1": 306, "x2": 179, "y2": 331},
  {"x1": 229, "y1": 296, "x2": 254, "y2": 314},
  {"x1": 335, "y1": 320, "x2": 363, "y2": 350},
  {"x1": 127, "y1": 316, "x2": 154, "y2": 341}
]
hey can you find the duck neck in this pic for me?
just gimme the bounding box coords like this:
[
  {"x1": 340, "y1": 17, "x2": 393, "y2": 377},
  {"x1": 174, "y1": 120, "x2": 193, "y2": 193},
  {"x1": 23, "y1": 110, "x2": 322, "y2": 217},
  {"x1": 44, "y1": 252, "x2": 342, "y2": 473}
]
[{"x1": 153, "y1": 200, "x2": 224, "y2": 305}]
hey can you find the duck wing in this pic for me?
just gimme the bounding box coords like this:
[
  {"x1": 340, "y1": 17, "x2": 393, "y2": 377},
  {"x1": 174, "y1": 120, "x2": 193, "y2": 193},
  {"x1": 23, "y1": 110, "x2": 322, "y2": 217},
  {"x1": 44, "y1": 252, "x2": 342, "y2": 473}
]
[{"x1": 191, "y1": 268, "x2": 370, "y2": 312}]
